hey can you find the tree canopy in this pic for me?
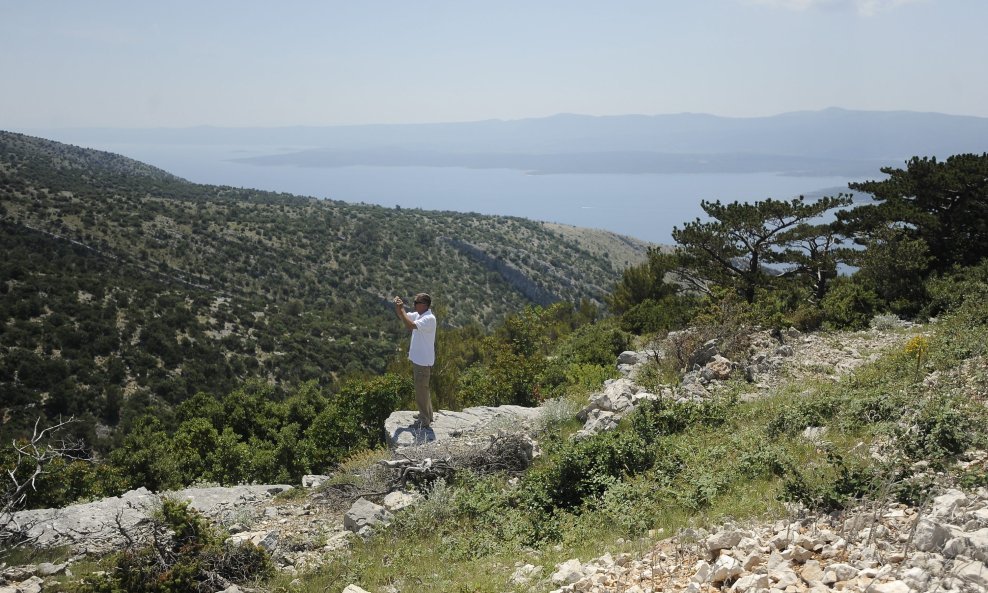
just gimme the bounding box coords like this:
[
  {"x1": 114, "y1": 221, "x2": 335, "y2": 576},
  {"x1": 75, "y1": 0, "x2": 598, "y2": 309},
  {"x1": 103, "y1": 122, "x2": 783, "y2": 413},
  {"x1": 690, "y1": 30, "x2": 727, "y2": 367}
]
[
  {"x1": 841, "y1": 153, "x2": 988, "y2": 274},
  {"x1": 672, "y1": 195, "x2": 852, "y2": 304}
]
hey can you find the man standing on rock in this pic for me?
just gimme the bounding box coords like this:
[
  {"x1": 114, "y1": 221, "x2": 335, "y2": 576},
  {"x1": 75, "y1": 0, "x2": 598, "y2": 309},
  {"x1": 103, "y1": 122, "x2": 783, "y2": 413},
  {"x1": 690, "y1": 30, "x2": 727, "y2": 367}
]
[{"x1": 393, "y1": 293, "x2": 436, "y2": 429}]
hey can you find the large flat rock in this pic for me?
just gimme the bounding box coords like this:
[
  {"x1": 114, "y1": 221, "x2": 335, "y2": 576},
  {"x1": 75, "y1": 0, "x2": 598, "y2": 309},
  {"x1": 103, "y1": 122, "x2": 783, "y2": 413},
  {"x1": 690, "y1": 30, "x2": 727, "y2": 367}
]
[
  {"x1": 385, "y1": 405, "x2": 542, "y2": 449},
  {"x1": 6, "y1": 484, "x2": 291, "y2": 554}
]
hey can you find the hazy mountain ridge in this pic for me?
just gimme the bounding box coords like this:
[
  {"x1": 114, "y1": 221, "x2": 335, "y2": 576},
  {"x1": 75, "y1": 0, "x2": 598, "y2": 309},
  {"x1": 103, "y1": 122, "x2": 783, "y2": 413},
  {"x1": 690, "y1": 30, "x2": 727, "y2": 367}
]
[
  {"x1": 0, "y1": 131, "x2": 647, "y2": 431},
  {"x1": 28, "y1": 108, "x2": 988, "y2": 176}
]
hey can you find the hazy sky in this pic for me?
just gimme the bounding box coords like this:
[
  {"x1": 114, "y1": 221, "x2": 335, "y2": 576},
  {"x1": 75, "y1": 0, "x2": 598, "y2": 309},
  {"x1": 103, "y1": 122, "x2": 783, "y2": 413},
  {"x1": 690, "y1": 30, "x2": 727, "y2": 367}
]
[{"x1": 2, "y1": 0, "x2": 985, "y2": 128}]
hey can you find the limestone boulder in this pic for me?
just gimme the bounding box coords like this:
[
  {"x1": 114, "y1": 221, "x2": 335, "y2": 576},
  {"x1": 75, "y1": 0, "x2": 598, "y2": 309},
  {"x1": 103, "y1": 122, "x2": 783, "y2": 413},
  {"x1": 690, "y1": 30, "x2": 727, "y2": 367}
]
[
  {"x1": 226, "y1": 529, "x2": 280, "y2": 552},
  {"x1": 701, "y1": 355, "x2": 734, "y2": 381},
  {"x1": 688, "y1": 339, "x2": 720, "y2": 370},
  {"x1": 551, "y1": 558, "x2": 585, "y2": 585},
  {"x1": 344, "y1": 498, "x2": 393, "y2": 539},
  {"x1": 382, "y1": 490, "x2": 422, "y2": 512},
  {"x1": 913, "y1": 518, "x2": 950, "y2": 552},
  {"x1": 302, "y1": 474, "x2": 330, "y2": 488},
  {"x1": 385, "y1": 405, "x2": 541, "y2": 449}
]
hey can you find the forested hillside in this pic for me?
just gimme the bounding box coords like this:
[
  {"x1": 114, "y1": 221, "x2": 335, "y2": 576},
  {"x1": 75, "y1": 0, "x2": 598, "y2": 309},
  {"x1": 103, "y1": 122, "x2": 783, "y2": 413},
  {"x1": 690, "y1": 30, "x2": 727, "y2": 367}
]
[
  {"x1": 3, "y1": 137, "x2": 987, "y2": 593},
  {"x1": 0, "y1": 131, "x2": 647, "y2": 439}
]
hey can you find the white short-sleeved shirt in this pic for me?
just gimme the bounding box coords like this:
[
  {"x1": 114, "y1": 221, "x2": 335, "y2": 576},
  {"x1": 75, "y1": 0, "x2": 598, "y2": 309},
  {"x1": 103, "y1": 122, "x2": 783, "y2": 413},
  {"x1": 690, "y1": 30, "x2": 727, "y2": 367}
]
[{"x1": 407, "y1": 309, "x2": 437, "y2": 366}]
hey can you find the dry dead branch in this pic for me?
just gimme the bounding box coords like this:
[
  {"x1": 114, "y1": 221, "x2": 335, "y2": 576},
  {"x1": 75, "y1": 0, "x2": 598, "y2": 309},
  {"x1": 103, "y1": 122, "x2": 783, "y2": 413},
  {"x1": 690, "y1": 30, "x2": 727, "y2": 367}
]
[
  {"x1": 376, "y1": 432, "x2": 535, "y2": 490},
  {"x1": 1, "y1": 416, "x2": 88, "y2": 554}
]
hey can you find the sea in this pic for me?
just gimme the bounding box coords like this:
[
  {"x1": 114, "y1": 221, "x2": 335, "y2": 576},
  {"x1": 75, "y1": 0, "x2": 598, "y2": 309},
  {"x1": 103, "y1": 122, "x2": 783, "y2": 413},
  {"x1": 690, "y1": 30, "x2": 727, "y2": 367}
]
[{"x1": 88, "y1": 142, "x2": 877, "y2": 245}]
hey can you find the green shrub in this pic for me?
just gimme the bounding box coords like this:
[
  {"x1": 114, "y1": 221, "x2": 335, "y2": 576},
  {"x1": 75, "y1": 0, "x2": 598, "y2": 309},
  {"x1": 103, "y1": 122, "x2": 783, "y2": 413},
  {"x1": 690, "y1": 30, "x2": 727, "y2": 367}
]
[
  {"x1": 306, "y1": 373, "x2": 411, "y2": 470},
  {"x1": 172, "y1": 418, "x2": 221, "y2": 484},
  {"x1": 748, "y1": 283, "x2": 813, "y2": 330},
  {"x1": 519, "y1": 430, "x2": 654, "y2": 514},
  {"x1": 787, "y1": 304, "x2": 825, "y2": 332},
  {"x1": 896, "y1": 393, "x2": 984, "y2": 460},
  {"x1": 689, "y1": 288, "x2": 757, "y2": 332},
  {"x1": 631, "y1": 395, "x2": 734, "y2": 443},
  {"x1": 22, "y1": 457, "x2": 127, "y2": 509},
  {"x1": 736, "y1": 444, "x2": 792, "y2": 480},
  {"x1": 592, "y1": 479, "x2": 660, "y2": 536},
  {"x1": 544, "y1": 362, "x2": 618, "y2": 398},
  {"x1": 842, "y1": 396, "x2": 905, "y2": 434},
  {"x1": 630, "y1": 355, "x2": 680, "y2": 392},
  {"x1": 779, "y1": 449, "x2": 878, "y2": 513},
  {"x1": 958, "y1": 466, "x2": 988, "y2": 490},
  {"x1": 556, "y1": 321, "x2": 630, "y2": 367},
  {"x1": 676, "y1": 468, "x2": 733, "y2": 512},
  {"x1": 618, "y1": 295, "x2": 696, "y2": 334},
  {"x1": 533, "y1": 396, "x2": 583, "y2": 436},
  {"x1": 888, "y1": 467, "x2": 940, "y2": 507},
  {"x1": 923, "y1": 260, "x2": 988, "y2": 318},
  {"x1": 209, "y1": 427, "x2": 252, "y2": 485},
  {"x1": 820, "y1": 279, "x2": 882, "y2": 330},
  {"x1": 108, "y1": 416, "x2": 182, "y2": 492},
  {"x1": 869, "y1": 313, "x2": 904, "y2": 331},
  {"x1": 456, "y1": 339, "x2": 545, "y2": 407},
  {"x1": 390, "y1": 478, "x2": 457, "y2": 534},
  {"x1": 928, "y1": 280, "x2": 988, "y2": 365},
  {"x1": 851, "y1": 225, "x2": 931, "y2": 318}
]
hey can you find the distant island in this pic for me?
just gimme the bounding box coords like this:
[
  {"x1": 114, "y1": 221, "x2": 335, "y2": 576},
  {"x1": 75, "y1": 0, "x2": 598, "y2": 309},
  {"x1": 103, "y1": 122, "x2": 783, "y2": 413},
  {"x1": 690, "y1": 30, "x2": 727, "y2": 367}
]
[{"x1": 24, "y1": 108, "x2": 988, "y2": 177}]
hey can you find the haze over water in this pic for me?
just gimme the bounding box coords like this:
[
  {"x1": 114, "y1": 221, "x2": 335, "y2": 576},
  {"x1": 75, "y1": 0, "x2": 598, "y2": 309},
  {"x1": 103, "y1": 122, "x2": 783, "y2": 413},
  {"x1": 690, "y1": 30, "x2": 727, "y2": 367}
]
[{"x1": 95, "y1": 142, "x2": 870, "y2": 245}]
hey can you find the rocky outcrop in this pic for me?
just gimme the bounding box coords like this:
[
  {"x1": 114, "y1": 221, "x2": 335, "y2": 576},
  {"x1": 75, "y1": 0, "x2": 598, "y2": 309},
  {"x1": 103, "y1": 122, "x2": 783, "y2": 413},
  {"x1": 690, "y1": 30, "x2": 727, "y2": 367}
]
[
  {"x1": 4, "y1": 484, "x2": 291, "y2": 554},
  {"x1": 541, "y1": 487, "x2": 988, "y2": 593},
  {"x1": 446, "y1": 238, "x2": 559, "y2": 305},
  {"x1": 384, "y1": 405, "x2": 542, "y2": 449},
  {"x1": 0, "y1": 575, "x2": 44, "y2": 593},
  {"x1": 616, "y1": 349, "x2": 660, "y2": 376},
  {"x1": 581, "y1": 326, "x2": 913, "y2": 438},
  {"x1": 574, "y1": 378, "x2": 663, "y2": 440}
]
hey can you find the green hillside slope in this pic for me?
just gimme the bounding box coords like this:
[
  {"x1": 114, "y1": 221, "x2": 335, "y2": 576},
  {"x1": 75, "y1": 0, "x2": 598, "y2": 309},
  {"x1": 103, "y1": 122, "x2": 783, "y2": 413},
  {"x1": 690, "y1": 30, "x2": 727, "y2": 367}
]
[{"x1": 0, "y1": 131, "x2": 649, "y2": 433}]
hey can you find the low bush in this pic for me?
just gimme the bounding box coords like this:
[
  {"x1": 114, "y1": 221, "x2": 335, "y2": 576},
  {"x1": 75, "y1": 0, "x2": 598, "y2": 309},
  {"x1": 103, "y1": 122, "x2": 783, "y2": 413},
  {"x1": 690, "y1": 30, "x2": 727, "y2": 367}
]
[
  {"x1": 306, "y1": 373, "x2": 411, "y2": 469},
  {"x1": 736, "y1": 442, "x2": 792, "y2": 480},
  {"x1": 787, "y1": 304, "x2": 825, "y2": 332},
  {"x1": 592, "y1": 478, "x2": 662, "y2": 536},
  {"x1": 870, "y1": 313, "x2": 905, "y2": 331},
  {"x1": 820, "y1": 279, "x2": 882, "y2": 330},
  {"x1": 630, "y1": 354, "x2": 681, "y2": 392},
  {"x1": 536, "y1": 357, "x2": 618, "y2": 400},
  {"x1": 631, "y1": 395, "x2": 734, "y2": 443},
  {"x1": 519, "y1": 430, "x2": 654, "y2": 515},
  {"x1": 80, "y1": 498, "x2": 273, "y2": 593},
  {"x1": 618, "y1": 295, "x2": 696, "y2": 334},
  {"x1": 455, "y1": 340, "x2": 545, "y2": 407},
  {"x1": 555, "y1": 320, "x2": 631, "y2": 367},
  {"x1": 928, "y1": 283, "x2": 988, "y2": 366},
  {"x1": 896, "y1": 393, "x2": 985, "y2": 461},
  {"x1": 780, "y1": 448, "x2": 879, "y2": 512},
  {"x1": 923, "y1": 260, "x2": 988, "y2": 318}
]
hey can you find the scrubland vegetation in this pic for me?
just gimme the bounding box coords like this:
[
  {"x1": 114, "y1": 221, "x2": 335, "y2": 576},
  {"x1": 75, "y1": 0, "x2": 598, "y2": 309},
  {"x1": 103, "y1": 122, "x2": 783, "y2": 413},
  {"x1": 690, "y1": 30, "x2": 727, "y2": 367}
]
[{"x1": 1, "y1": 133, "x2": 987, "y2": 592}]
